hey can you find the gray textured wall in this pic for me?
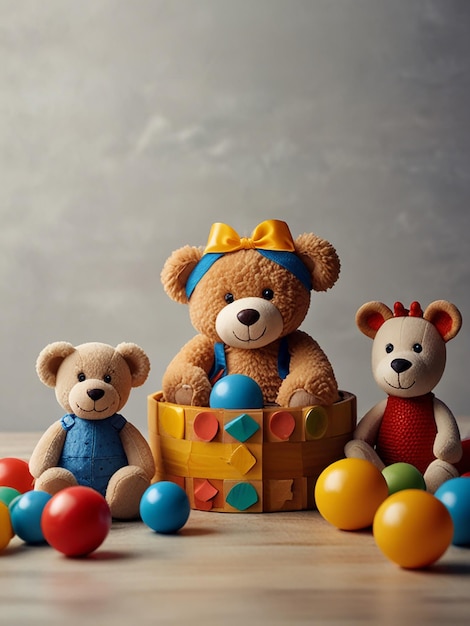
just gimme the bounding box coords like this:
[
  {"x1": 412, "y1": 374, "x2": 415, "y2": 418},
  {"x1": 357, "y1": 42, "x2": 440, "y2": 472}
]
[{"x1": 1, "y1": 0, "x2": 469, "y2": 435}]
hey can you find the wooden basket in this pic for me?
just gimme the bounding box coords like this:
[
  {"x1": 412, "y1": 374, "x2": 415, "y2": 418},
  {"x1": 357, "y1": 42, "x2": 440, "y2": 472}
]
[{"x1": 147, "y1": 390, "x2": 356, "y2": 512}]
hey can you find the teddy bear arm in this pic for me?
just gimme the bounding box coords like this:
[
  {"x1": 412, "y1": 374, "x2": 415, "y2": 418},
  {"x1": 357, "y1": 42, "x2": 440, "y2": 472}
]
[
  {"x1": 344, "y1": 400, "x2": 387, "y2": 469},
  {"x1": 119, "y1": 422, "x2": 156, "y2": 480},
  {"x1": 276, "y1": 332, "x2": 338, "y2": 406},
  {"x1": 432, "y1": 397, "x2": 463, "y2": 463},
  {"x1": 29, "y1": 421, "x2": 67, "y2": 478},
  {"x1": 162, "y1": 335, "x2": 215, "y2": 405},
  {"x1": 353, "y1": 399, "x2": 387, "y2": 445}
]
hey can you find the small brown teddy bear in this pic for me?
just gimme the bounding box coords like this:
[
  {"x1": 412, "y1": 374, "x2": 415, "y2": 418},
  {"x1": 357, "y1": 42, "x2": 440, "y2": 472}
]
[
  {"x1": 345, "y1": 300, "x2": 463, "y2": 492},
  {"x1": 29, "y1": 341, "x2": 155, "y2": 520},
  {"x1": 161, "y1": 219, "x2": 341, "y2": 408}
]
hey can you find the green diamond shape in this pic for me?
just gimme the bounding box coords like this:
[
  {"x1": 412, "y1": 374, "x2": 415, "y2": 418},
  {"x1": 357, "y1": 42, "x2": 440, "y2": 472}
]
[{"x1": 226, "y1": 483, "x2": 259, "y2": 511}]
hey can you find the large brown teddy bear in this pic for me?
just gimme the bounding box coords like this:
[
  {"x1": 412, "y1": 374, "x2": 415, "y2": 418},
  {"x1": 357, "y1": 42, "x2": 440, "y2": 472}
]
[
  {"x1": 29, "y1": 341, "x2": 155, "y2": 520},
  {"x1": 161, "y1": 220, "x2": 341, "y2": 408}
]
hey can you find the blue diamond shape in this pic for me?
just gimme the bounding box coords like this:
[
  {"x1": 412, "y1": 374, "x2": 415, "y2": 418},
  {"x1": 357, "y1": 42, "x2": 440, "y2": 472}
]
[{"x1": 224, "y1": 413, "x2": 260, "y2": 442}]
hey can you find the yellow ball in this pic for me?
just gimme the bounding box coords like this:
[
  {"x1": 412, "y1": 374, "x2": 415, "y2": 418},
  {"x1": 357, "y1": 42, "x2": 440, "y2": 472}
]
[
  {"x1": 314, "y1": 458, "x2": 389, "y2": 530},
  {"x1": 373, "y1": 489, "x2": 454, "y2": 569},
  {"x1": 0, "y1": 501, "x2": 13, "y2": 551}
]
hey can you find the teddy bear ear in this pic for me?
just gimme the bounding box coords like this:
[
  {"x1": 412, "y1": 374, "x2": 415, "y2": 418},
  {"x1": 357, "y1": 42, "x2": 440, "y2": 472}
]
[
  {"x1": 356, "y1": 301, "x2": 394, "y2": 339},
  {"x1": 423, "y1": 300, "x2": 462, "y2": 343},
  {"x1": 160, "y1": 245, "x2": 204, "y2": 304},
  {"x1": 36, "y1": 341, "x2": 76, "y2": 388},
  {"x1": 294, "y1": 233, "x2": 341, "y2": 292},
  {"x1": 115, "y1": 343, "x2": 151, "y2": 387}
]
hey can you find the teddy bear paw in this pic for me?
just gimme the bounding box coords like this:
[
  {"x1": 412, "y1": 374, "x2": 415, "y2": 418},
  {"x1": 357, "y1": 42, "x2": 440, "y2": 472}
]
[
  {"x1": 174, "y1": 384, "x2": 194, "y2": 406},
  {"x1": 106, "y1": 466, "x2": 151, "y2": 520},
  {"x1": 344, "y1": 440, "x2": 386, "y2": 470},
  {"x1": 287, "y1": 389, "x2": 323, "y2": 408},
  {"x1": 34, "y1": 467, "x2": 78, "y2": 495},
  {"x1": 424, "y1": 459, "x2": 459, "y2": 493}
]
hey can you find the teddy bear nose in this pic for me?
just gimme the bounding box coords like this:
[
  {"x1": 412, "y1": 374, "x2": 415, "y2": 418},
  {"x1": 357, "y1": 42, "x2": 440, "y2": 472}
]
[
  {"x1": 237, "y1": 308, "x2": 260, "y2": 327},
  {"x1": 87, "y1": 388, "x2": 105, "y2": 402},
  {"x1": 390, "y1": 358, "x2": 412, "y2": 374}
]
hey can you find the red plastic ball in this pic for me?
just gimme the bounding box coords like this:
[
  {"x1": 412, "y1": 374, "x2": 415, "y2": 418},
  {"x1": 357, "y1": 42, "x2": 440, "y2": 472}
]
[
  {"x1": 41, "y1": 486, "x2": 112, "y2": 557},
  {"x1": 0, "y1": 458, "x2": 34, "y2": 493}
]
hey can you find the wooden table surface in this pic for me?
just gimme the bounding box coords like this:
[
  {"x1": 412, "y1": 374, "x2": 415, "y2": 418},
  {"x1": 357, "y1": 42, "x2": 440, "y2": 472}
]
[{"x1": 2, "y1": 425, "x2": 470, "y2": 626}]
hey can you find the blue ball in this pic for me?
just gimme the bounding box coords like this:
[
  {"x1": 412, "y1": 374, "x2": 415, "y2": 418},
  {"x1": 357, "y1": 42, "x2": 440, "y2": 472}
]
[
  {"x1": 435, "y1": 477, "x2": 470, "y2": 546},
  {"x1": 209, "y1": 374, "x2": 264, "y2": 409},
  {"x1": 9, "y1": 490, "x2": 52, "y2": 544},
  {"x1": 140, "y1": 481, "x2": 190, "y2": 534}
]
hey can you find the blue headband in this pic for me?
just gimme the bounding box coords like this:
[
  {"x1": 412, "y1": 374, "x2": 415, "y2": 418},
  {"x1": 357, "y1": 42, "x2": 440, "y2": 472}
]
[{"x1": 185, "y1": 249, "x2": 312, "y2": 299}]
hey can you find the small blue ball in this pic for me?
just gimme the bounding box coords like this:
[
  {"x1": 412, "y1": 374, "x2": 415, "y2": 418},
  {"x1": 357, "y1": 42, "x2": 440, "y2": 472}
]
[
  {"x1": 209, "y1": 374, "x2": 264, "y2": 410},
  {"x1": 140, "y1": 481, "x2": 190, "y2": 534},
  {"x1": 9, "y1": 490, "x2": 52, "y2": 544},
  {"x1": 435, "y1": 477, "x2": 470, "y2": 546}
]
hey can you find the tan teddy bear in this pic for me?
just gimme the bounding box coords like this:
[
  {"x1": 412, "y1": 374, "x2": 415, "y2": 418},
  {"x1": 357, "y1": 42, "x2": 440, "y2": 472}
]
[
  {"x1": 29, "y1": 341, "x2": 155, "y2": 520},
  {"x1": 160, "y1": 219, "x2": 341, "y2": 408},
  {"x1": 345, "y1": 300, "x2": 463, "y2": 492}
]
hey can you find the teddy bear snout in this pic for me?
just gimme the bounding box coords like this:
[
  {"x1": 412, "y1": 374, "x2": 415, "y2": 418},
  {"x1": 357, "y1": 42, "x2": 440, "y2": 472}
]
[
  {"x1": 68, "y1": 379, "x2": 120, "y2": 419},
  {"x1": 87, "y1": 388, "x2": 105, "y2": 402},
  {"x1": 237, "y1": 308, "x2": 261, "y2": 327},
  {"x1": 215, "y1": 296, "x2": 284, "y2": 349},
  {"x1": 390, "y1": 358, "x2": 412, "y2": 374}
]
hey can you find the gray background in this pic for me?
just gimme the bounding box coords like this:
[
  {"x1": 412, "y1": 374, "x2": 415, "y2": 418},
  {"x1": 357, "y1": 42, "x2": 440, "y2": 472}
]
[{"x1": 1, "y1": 0, "x2": 469, "y2": 435}]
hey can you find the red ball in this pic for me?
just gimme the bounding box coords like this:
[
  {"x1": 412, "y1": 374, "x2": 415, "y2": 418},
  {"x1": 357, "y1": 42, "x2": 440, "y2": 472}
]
[
  {"x1": 0, "y1": 458, "x2": 34, "y2": 493},
  {"x1": 41, "y1": 486, "x2": 112, "y2": 557}
]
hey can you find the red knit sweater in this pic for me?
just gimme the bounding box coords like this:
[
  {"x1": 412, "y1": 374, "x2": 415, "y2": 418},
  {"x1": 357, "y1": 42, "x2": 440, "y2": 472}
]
[{"x1": 376, "y1": 393, "x2": 436, "y2": 474}]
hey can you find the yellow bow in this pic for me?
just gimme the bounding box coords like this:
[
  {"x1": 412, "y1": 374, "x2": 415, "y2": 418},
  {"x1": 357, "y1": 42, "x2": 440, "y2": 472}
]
[{"x1": 204, "y1": 220, "x2": 296, "y2": 254}]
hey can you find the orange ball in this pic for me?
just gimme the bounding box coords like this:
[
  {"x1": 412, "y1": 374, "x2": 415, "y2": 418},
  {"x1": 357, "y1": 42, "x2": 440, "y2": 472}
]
[
  {"x1": 373, "y1": 489, "x2": 454, "y2": 569},
  {"x1": 0, "y1": 501, "x2": 14, "y2": 551},
  {"x1": 314, "y1": 458, "x2": 389, "y2": 530}
]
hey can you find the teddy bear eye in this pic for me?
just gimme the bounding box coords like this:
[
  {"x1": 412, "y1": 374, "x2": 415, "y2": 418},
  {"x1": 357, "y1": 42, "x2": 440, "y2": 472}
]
[
  {"x1": 385, "y1": 344, "x2": 394, "y2": 354},
  {"x1": 262, "y1": 288, "x2": 274, "y2": 300},
  {"x1": 224, "y1": 293, "x2": 234, "y2": 304},
  {"x1": 412, "y1": 343, "x2": 423, "y2": 353},
  {"x1": 77, "y1": 372, "x2": 86, "y2": 382},
  {"x1": 104, "y1": 374, "x2": 112, "y2": 383}
]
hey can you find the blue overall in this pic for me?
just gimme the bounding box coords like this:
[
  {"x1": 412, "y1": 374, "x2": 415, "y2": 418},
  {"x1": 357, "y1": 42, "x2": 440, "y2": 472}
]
[
  {"x1": 58, "y1": 413, "x2": 128, "y2": 496},
  {"x1": 208, "y1": 337, "x2": 291, "y2": 384}
]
